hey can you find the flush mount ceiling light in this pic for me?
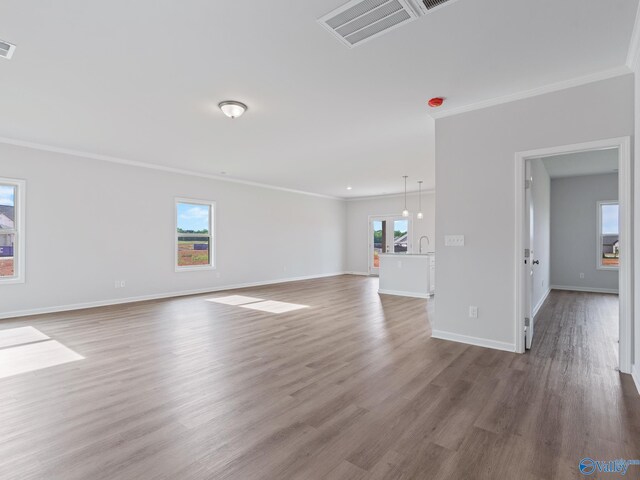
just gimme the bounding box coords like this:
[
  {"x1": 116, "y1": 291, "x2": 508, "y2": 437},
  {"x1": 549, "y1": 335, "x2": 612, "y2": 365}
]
[
  {"x1": 218, "y1": 101, "x2": 247, "y2": 119},
  {"x1": 346, "y1": 185, "x2": 353, "y2": 191},
  {"x1": 402, "y1": 175, "x2": 409, "y2": 217}
]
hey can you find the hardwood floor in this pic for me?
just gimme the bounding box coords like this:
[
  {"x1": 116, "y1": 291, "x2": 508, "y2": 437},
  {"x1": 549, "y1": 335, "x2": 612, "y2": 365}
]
[{"x1": 0, "y1": 277, "x2": 638, "y2": 479}]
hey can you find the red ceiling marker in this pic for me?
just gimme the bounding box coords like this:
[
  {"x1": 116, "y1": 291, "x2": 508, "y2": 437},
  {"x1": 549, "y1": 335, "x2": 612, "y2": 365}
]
[{"x1": 428, "y1": 97, "x2": 444, "y2": 108}]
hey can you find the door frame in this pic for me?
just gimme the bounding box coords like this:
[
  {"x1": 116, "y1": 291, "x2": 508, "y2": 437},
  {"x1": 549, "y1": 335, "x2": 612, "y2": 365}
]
[
  {"x1": 368, "y1": 214, "x2": 413, "y2": 275},
  {"x1": 514, "y1": 137, "x2": 632, "y2": 374},
  {"x1": 524, "y1": 160, "x2": 535, "y2": 349}
]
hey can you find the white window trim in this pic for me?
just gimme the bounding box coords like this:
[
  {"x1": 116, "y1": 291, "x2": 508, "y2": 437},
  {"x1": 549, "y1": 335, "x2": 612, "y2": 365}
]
[
  {"x1": 0, "y1": 177, "x2": 26, "y2": 285},
  {"x1": 175, "y1": 197, "x2": 215, "y2": 272},
  {"x1": 596, "y1": 200, "x2": 619, "y2": 271}
]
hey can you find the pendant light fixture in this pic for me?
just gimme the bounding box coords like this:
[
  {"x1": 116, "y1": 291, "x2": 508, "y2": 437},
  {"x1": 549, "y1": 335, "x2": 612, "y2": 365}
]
[
  {"x1": 402, "y1": 175, "x2": 409, "y2": 218},
  {"x1": 417, "y1": 180, "x2": 424, "y2": 220}
]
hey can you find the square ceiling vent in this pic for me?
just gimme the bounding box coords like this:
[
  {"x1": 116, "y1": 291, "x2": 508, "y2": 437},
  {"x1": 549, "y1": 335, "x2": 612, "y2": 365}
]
[
  {"x1": 318, "y1": 0, "x2": 420, "y2": 48},
  {"x1": 318, "y1": 0, "x2": 456, "y2": 48},
  {"x1": 0, "y1": 40, "x2": 16, "y2": 60}
]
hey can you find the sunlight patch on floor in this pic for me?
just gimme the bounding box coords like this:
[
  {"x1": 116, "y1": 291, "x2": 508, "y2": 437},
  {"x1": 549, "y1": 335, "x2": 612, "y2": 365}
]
[
  {"x1": 0, "y1": 327, "x2": 84, "y2": 379},
  {"x1": 240, "y1": 300, "x2": 309, "y2": 314},
  {"x1": 0, "y1": 326, "x2": 50, "y2": 349},
  {"x1": 206, "y1": 295, "x2": 265, "y2": 305}
]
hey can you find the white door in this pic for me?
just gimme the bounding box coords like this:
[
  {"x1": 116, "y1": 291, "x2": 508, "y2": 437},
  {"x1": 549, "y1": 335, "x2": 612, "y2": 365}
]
[
  {"x1": 369, "y1": 217, "x2": 411, "y2": 275},
  {"x1": 524, "y1": 161, "x2": 535, "y2": 349}
]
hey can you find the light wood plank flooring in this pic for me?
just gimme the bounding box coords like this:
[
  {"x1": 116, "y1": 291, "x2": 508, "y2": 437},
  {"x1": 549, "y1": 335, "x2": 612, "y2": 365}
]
[{"x1": 0, "y1": 277, "x2": 638, "y2": 479}]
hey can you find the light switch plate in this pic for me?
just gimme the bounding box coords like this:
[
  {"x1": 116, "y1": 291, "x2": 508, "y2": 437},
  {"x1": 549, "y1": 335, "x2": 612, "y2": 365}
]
[{"x1": 445, "y1": 235, "x2": 465, "y2": 247}]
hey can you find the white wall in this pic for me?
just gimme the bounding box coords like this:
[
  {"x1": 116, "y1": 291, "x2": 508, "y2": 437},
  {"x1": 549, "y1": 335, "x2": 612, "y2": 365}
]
[
  {"x1": 346, "y1": 192, "x2": 435, "y2": 274},
  {"x1": 531, "y1": 159, "x2": 550, "y2": 314},
  {"x1": 434, "y1": 74, "x2": 634, "y2": 349},
  {"x1": 0, "y1": 142, "x2": 347, "y2": 318},
  {"x1": 550, "y1": 173, "x2": 619, "y2": 292}
]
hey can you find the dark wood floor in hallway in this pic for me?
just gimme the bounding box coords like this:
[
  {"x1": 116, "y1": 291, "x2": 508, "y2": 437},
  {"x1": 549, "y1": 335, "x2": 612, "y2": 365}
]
[{"x1": 0, "y1": 277, "x2": 638, "y2": 479}]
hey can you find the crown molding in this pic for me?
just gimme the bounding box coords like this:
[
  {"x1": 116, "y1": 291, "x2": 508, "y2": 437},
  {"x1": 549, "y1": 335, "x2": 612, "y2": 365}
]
[
  {"x1": 0, "y1": 136, "x2": 343, "y2": 201},
  {"x1": 346, "y1": 189, "x2": 435, "y2": 202},
  {"x1": 627, "y1": 3, "x2": 640, "y2": 71},
  {"x1": 429, "y1": 66, "x2": 631, "y2": 120}
]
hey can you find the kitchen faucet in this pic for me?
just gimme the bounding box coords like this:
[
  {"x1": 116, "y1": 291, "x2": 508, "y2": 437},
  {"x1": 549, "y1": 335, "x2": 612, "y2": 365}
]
[{"x1": 419, "y1": 235, "x2": 430, "y2": 254}]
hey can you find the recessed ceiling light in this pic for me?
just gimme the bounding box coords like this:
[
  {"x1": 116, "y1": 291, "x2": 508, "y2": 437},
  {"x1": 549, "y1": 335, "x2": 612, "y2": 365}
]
[
  {"x1": 219, "y1": 101, "x2": 247, "y2": 119},
  {"x1": 346, "y1": 185, "x2": 352, "y2": 190},
  {"x1": 0, "y1": 39, "x2": 16, "y2": 60}
]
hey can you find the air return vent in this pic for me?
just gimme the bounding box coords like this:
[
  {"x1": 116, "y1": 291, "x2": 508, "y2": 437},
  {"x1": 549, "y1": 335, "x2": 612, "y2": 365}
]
[
  {"x1": 318, "y1": 0, "x2": 422, "y2": 48},
  {"x1": 421, "y1": 0, "x2": 451, "y2": 10},
  {"x1": 0, "y1": 40, "x2": 16, "y2": 60}
]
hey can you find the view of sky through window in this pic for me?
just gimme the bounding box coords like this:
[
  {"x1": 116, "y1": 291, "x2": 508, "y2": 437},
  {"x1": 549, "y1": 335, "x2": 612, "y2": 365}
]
[
  {"x1": 177, "y1": 203, "x2": 210, "y2": 232},
  {"x1": 601, "y1": 204, "x2": 619, "y2": 234},
  {"x1": 0, "y1": 186, "x2": 14, "y2": 206}
]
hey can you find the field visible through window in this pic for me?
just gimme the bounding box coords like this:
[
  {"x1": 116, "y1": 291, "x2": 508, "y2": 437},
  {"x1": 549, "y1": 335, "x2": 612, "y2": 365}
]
[{"x1": 177, "y1": 239, "x2": 210, "y2": 266}]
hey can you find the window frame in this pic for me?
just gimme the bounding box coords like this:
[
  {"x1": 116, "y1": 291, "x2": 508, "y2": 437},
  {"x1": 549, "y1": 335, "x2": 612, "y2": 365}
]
[
  {"x1": 597, "y1": 200, "x2": 619, "y2": 271},
  {"x1": 175, "y1": 198, "x2": 216, "y2": 272},
  {"x1": 0, "y1": 177, "x2": 26, "y2": 285}
]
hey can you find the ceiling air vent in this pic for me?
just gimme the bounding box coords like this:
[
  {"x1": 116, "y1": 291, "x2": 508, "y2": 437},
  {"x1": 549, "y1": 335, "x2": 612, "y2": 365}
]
[
  {"x1": 318, "y1": 0, "x2": 423, "y2": 48},
  {"x1": 421, "y1": 0, "x2": 451, "y2": 10},
  {"x1": 0, "y1": 40, "x2": 16, "y2": 60}
]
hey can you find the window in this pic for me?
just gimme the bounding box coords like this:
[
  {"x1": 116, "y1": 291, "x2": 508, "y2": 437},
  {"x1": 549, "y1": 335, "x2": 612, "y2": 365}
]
[
  {"x1": 0, "y1": 178, "x2": 25, "y2": 284},
  {"x1": 598, "y1": 201, "x2": 619, "y2": 270},
  {"x1": 175, "y1": 198, "x2": 214, "y2": 270}
]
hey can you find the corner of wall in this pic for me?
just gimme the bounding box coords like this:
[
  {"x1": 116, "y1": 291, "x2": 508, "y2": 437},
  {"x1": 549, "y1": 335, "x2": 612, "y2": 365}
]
[{"x1": 633, "y1": 364, "x2": 640, "y2": 395}]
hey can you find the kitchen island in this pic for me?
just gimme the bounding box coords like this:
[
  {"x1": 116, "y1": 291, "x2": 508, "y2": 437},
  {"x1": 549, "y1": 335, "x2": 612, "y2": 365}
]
[{"x1": 378, "y1": 253, "x2": 435, "y2": 299}]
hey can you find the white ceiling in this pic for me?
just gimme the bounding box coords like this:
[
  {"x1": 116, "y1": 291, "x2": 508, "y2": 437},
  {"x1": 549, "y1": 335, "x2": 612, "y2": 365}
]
[
  {"x1": 0, "y1": 0, "x2": 637, "y2": 197},
  {"x1": 541, "y1": 149, "x2": 619, "y2": 179}
]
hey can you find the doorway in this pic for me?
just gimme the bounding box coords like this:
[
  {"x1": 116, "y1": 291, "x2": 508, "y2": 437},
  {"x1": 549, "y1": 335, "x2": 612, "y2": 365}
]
[
  {"x1": 368, "y1": 216, "x2": 411, "y2": 275},
  {"x1": 515, "y1": 137, "x2": 632, "y2": 374}
]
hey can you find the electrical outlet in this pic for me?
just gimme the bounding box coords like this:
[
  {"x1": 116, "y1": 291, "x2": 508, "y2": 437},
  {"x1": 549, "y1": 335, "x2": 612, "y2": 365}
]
[
  {"x1": 579, "y1": 272, "x2": 585, "y2": 279},
  {"x1": 469, "y1": 306, "x2": 478, "y2": 318},
  {"x1": 445, "y1": 235, "x2": 465, "y2": 247}
]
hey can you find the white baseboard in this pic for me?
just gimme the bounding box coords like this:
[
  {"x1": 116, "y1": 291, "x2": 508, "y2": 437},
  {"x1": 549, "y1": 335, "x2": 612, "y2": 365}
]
[
  {"x1": 378, "y1": 289, "x2": 431, "y2": 299},
  {"x1": 550, "y1": 285, "x2": 619, "y2": 294},
  {"x1": 344, "y1": 271, "x2": 370, "y2": 276},
  {"x1": 633, "y1": 365, "x2": 640, "y2": 396},
  {"x1": 0, "y1": 272, "x2": 347, "y2": 321},
  {"x1": 533, "y1": 288, "x2": 551, "y2": 318},
  {"x1": 431, "y1": 329, "x2": 516, "y2": 353}
]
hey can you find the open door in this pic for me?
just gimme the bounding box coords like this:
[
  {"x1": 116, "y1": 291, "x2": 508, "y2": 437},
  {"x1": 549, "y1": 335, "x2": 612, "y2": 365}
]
[
  {"x1": 524, "y1": 160, "x2": 535, "y2": 349},
  {"x1": 369, "y1": 216, "x2": 411, "y2": 275},
  {"x1": 369, "y1": 219, "x2": 388, "y2": 275}
]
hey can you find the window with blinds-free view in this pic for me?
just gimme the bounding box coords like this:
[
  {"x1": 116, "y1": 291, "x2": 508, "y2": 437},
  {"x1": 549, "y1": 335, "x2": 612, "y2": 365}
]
[
  {"x1": 175, "y1": 199, "x2": 215, "y2": 270},
  {"x1": 598, "y1": 201, "x2": 619, "y2": 270},
  {"x1": 0, "y1": 178, "x2": 25, "y2": 284}
]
